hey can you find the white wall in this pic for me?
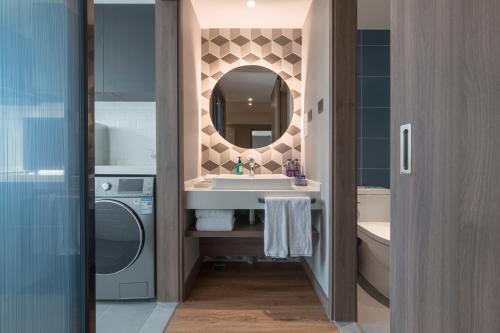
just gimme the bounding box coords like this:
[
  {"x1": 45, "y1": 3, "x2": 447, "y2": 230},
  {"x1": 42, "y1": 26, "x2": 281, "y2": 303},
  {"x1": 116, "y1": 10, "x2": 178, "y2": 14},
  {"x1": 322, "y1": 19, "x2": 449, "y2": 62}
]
[
  {"x1": 95, "y1": 123, "x2": 109, "y2": 165},
  {"x1": 302, "y1": 0, "x2": 331, "y2": 295},
  {"x1": 358, "y1": 0, "x2": 390, "y2": 29},
  {"x1": 95, "y1": 101, "x2": 156, "y2": 166},
  {"x1": 181, "y1": 0, "x2": 202, "y2": 281},
  {"x1": 182, "y1": 0, "x2": 201, "y2": 181}
]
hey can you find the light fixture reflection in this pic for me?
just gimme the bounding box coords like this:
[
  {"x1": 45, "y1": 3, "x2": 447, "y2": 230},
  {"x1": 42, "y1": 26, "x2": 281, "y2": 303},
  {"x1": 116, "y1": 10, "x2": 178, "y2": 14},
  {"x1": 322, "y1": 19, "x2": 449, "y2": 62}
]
[
  {"x1": 38, "y1": 169, "x2": 64, "y2": 176},
  {"x1": 247, "y1": 0, "x2": 256, "y2": 8}
]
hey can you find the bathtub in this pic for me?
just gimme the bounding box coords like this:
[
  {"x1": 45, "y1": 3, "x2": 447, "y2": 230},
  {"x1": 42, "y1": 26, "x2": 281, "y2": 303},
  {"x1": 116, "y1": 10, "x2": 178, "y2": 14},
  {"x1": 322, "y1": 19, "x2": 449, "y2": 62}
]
[{"x1": 357, "y1": 187, "x2": 390, "y2": 300}]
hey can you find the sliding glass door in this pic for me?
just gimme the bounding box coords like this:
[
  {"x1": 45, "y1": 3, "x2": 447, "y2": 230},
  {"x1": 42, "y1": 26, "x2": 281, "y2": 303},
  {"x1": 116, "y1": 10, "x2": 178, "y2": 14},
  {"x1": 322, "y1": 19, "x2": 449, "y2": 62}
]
[{"x1": 0, "y1": 1, "x2": 92, "y2": 332}]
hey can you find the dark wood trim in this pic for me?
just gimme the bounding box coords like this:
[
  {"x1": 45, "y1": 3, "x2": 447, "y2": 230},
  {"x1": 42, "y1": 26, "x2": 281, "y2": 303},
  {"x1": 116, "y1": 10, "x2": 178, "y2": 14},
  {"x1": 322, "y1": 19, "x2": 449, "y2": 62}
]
[
  {"x1": 330, "y1": 0, "x2": 358, "y2": 322},
  {"x1": 183, "y1": 256, "x2": 202, "y2": 300},
  {"x1": 155, "y1": 0, "x2": 181, "y2": 302},
  {"x1": 200, "y1": 238, "x2": 265, "y2": 257},
  {"x1": 302, "y1": 261, "x2": 329, "y2": 318},
  {"x1": 84, "y1": 1, "x2": 96, "y2": 332}
]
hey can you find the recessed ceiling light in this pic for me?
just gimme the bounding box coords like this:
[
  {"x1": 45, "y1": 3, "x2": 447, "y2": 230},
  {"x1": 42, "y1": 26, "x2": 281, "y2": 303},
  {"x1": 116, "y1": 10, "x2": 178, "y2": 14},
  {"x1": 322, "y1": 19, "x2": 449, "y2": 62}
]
[
  {"x1": 248, "y1": 98, "x2": 253, "y2": 101},
  {"x1": 248, "y1": 102, "x2": 253, "y2": 106},
  {"x1": 247, "y1": 0, "x2": 256, "y2": 8}
]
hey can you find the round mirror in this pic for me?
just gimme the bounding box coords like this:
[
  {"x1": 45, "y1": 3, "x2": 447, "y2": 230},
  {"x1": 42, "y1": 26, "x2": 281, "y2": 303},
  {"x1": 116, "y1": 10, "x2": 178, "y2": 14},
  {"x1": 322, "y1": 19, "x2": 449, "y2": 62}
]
[{"x1": 210, "y1": 65, "x2": 294, "y2": 149}]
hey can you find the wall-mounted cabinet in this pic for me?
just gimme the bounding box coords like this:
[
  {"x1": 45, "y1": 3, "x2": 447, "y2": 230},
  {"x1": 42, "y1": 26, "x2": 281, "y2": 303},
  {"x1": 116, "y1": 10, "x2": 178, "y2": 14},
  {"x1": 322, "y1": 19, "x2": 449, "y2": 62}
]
[{"x1": 95, "y1": 4, "x2": 155, "y2": 101}]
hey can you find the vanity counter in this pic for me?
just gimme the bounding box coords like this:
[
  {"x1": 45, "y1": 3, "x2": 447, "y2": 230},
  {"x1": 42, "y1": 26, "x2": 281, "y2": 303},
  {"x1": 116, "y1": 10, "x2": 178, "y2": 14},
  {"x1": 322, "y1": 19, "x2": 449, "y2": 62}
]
[{"x1": 184, "y1": 176, "x2": 322, "y2": 210}]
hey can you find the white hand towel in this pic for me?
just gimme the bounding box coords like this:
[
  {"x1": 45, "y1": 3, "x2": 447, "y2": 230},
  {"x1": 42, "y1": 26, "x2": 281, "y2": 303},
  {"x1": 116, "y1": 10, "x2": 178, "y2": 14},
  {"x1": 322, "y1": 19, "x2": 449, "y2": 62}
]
[
  {"x1": 195, "y1": 209, "x2": 234, "y2": 219},
  {"x1": 196, "y1": 217, "x2": 235, "y2": 231},
  {"x1": 264, "y1": 198, "x2": 289, "y2": 258},
  {"x1": 287, "y1": 197, "x2": 312, "y2": 257}
]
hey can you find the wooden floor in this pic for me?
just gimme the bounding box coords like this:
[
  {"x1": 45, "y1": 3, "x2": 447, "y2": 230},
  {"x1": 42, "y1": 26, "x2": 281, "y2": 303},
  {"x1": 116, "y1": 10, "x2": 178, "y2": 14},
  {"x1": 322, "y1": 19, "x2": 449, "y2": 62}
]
[{"x1": 165, "y1": 262, "x2": 338, "y2": 333}]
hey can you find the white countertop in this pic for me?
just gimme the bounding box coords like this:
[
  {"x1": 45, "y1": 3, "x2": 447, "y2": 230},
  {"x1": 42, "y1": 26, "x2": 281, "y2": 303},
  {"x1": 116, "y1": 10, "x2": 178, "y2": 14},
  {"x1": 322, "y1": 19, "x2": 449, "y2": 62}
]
[
  {"x1": 184, "y1": 176, "x2": 322, "y2": 210},
  {"x1": 95, "y1": 165, "x2": 156, "y2": 176}
]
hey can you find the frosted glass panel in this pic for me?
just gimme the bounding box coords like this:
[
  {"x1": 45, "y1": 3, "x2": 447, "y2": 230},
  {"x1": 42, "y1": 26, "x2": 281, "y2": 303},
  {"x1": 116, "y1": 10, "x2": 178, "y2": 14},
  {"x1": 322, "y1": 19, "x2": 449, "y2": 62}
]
[{"x1": 0, "y1": 1, "x2": 86, "y2": 332}]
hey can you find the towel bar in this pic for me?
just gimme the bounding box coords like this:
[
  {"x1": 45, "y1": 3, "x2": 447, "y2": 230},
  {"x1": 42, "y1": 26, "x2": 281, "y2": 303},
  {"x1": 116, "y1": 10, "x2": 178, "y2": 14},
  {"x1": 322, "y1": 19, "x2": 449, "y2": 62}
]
[{"x1": 258, "y1": 197, "x2": 316, "y2": 204}]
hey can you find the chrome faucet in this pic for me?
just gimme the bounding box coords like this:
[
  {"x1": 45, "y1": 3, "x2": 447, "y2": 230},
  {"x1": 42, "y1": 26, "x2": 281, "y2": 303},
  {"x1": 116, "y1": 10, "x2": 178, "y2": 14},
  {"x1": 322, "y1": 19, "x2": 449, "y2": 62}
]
[{"x1": 247, "y1": 156, "x2": 256, "y2": 176}]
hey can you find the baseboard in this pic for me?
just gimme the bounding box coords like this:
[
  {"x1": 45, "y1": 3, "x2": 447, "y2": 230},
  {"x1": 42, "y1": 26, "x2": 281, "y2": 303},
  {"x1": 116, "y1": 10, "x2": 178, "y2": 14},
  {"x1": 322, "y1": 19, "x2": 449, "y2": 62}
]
[
  {"x1": 301, "y1": 260, "x2": 329, "y2": 318},
  {"x1": 182, "y1": 256, "x2": 202, "y2": 301}
]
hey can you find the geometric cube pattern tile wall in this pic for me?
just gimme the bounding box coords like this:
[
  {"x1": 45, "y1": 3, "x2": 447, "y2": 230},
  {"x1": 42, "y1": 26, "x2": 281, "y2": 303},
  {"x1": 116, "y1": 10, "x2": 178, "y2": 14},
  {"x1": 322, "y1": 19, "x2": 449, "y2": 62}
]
[{"x1": 201, "y1": 28, "x2": 302, "y2": 175}]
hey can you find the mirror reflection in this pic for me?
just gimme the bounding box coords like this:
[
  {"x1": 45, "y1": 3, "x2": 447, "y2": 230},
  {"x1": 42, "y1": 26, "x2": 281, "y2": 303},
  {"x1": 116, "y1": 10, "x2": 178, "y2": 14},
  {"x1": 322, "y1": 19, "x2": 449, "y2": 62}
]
[{"x1": 210, "y1": 66, "x2": 294, "y2": 149}]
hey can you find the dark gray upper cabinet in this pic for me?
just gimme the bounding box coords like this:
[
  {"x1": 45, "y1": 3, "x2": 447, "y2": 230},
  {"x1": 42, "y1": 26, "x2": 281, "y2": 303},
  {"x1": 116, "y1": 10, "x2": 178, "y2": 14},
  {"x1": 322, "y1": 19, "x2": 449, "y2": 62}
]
[
  {"x1": 94, "y1": 6, "x2": 104, "y2": 94},
  {"x1": 95, "y1": 4, "x2": 155, "y2": 101}
]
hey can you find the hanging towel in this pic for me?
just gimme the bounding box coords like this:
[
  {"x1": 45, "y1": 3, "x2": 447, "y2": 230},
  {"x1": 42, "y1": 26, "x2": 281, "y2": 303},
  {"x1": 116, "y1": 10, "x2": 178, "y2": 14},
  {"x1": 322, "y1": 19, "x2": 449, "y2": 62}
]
[
  {"x1": 264, "y1": 198, "x2": 289, "y2": 258},
  {"x1": 287, "y1": 197, "x2": 312, "y2": 257},
  {"x1": 196, "y1": 209, "x2": 234, "y2": 219},
  {"x1": 196, "y1": 217, "x2": 235, "y2": 231}
]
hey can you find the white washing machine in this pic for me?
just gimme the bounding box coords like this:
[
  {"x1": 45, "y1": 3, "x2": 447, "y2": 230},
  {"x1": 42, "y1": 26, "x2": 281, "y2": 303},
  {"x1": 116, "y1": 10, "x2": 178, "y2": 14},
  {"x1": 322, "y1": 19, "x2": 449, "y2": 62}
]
[{"x1": 95, "y1": 176, "x2": 155, "y2": 300}]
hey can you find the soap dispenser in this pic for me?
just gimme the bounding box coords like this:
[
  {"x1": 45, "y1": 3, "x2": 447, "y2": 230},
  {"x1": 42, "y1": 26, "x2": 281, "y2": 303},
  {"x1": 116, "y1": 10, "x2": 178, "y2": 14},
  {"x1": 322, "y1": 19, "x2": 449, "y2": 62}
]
[{"x1": 236, "y1": 157, "x2": 244, "y2": 175}]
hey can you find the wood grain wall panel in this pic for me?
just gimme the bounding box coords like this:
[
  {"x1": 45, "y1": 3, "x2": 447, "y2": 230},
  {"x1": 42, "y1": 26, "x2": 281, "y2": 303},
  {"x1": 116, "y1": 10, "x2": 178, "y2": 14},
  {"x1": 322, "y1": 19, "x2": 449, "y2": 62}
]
[
  {"x1": 156, "y1": 0, "x2": 180, "y2": 302},
  {"x1": 391, "y1": 0, "x2": 500, "y2": 331}
]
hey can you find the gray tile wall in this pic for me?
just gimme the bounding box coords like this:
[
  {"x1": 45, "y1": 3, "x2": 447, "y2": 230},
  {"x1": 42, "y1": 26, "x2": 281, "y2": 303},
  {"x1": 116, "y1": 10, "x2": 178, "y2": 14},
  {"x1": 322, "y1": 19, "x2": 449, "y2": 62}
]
[{"x1": 357, "y1": 30, "x2": 391, "y2": 188}]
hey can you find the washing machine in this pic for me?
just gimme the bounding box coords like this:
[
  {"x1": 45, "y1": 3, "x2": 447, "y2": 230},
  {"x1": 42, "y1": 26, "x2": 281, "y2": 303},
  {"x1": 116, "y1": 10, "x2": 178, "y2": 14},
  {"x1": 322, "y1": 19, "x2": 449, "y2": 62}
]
[{"x1": 95, "y1": 176, "x2": 155, "y2": 300}]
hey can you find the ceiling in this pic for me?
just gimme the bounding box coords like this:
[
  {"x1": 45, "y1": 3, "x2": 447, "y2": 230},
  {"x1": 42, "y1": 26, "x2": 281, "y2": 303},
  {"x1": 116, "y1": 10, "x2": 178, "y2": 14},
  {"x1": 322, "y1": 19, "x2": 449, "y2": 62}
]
[
  {"x1": 190, "y1": 0, "x2": 313, "y2": 29},
  {"x1": 95, "y1": 0, "x2": 389, "y2": 30},
  {"x1": 217, "y1": 67, "x2": 278, "y2": 104}
]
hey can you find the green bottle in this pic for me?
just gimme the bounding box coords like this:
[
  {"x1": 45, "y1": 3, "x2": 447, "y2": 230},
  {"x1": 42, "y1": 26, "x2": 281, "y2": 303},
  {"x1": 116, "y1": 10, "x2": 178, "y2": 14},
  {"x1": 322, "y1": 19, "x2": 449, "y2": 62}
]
[{"x1": 236, "y1": 157, "x2": 244, "y2": 175}]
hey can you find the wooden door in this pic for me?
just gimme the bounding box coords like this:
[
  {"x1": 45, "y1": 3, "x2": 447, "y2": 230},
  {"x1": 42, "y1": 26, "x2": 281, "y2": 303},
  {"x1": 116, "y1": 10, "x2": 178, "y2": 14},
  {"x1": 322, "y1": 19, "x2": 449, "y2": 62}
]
[{"x1": 391, "y1": 0, "x2": 500, "y2": 332}]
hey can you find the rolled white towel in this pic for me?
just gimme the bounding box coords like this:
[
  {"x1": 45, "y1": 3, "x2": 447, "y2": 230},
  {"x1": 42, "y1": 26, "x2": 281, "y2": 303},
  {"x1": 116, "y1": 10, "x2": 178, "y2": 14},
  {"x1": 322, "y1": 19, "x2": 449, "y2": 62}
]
[
  {"x1": 196, "y1": 217, "x2": 235, "y2": 231},
  {"x1": 195, "y1": 209, "x2": 234, "y2": 219}
]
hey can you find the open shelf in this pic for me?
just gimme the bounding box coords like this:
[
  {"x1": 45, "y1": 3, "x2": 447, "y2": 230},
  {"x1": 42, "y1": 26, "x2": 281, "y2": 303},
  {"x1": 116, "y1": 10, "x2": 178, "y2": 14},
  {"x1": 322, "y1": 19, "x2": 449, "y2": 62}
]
[{"x1": 186, "y1": 215, "x2": 320, "y2": 239}]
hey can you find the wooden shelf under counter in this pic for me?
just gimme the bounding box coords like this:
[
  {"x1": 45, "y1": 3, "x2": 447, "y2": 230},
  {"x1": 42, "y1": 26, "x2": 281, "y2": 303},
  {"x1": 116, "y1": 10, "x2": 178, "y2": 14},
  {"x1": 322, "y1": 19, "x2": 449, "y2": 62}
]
[{"x1": 186, "y1": 216, "x2": 320, "y2": 239}]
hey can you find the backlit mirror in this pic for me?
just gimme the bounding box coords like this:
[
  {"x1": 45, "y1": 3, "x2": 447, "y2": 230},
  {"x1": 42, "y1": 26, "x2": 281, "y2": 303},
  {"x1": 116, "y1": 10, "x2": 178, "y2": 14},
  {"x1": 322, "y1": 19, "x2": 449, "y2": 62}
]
[{"x1": 210, "y1": 66, "x2": 294, "y2": 149}]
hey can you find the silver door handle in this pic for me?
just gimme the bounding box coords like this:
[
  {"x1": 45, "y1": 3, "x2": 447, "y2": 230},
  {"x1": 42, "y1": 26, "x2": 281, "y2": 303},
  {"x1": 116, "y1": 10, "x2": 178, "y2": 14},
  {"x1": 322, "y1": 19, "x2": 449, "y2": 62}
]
[{"x1": 400, "y1": 124, "x2": 412, "y2": 174}]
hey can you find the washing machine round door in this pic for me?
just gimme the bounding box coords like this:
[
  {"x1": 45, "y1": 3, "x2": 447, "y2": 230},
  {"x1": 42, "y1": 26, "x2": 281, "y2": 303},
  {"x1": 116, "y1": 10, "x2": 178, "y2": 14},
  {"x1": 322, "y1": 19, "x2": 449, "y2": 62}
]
[{"x1": 95, "y1": 199, "x2": 144, "y2": 275}]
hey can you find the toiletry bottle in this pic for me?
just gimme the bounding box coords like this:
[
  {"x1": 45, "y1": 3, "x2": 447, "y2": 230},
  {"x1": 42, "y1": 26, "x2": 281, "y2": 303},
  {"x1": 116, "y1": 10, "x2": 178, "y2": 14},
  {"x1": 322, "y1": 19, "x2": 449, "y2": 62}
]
[
  {"x1": 285, "y1": 159, "x2": 293, "y2": 177},
  {"x1": 236, "y1": 157, "x2": 244, "y2": 175},
  {"x1": 294, "y1": 159, "x2": 301, "y2": 177},
  {"x1": 290, "y1": 159, "x2": 297, "y2": 177}
]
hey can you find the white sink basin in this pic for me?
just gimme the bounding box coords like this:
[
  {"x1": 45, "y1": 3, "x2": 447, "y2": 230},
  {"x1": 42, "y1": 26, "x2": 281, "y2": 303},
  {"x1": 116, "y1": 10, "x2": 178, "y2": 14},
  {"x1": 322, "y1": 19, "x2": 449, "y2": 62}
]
[{"x1": 211, "y1": 174, "x2": 293, "y2": 190}]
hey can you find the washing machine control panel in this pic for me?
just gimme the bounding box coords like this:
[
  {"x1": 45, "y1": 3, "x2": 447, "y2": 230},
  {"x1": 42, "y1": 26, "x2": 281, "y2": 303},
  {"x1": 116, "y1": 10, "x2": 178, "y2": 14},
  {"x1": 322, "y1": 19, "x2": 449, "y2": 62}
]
[{"x1": 95, "y1": 176, "x2": 155, "y2": 197}]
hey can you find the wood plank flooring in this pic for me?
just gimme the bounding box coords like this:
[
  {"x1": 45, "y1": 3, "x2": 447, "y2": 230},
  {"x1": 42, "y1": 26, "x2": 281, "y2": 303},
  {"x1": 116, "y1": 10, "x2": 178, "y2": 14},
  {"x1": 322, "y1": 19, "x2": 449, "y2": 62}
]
[{"x1": 165, "y1": 262, "x2": 338, "y2": 333}]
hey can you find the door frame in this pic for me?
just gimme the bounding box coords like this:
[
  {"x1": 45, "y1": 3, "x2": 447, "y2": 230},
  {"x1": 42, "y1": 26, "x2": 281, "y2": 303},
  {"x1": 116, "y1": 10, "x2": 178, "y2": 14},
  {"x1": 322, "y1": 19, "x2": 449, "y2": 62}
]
[
  {"x1": 329, "y1": 0, "x2": 358, "y2": 322},
  {"x1": 85, "y1": 0, "x2": 96, "y2": 332},
  {"x1": 156, "y1": 0, "x2": 183, "y2": 302},
  {"x1": 155, "y1": 1, "x2": 359, "y2": 322}
]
